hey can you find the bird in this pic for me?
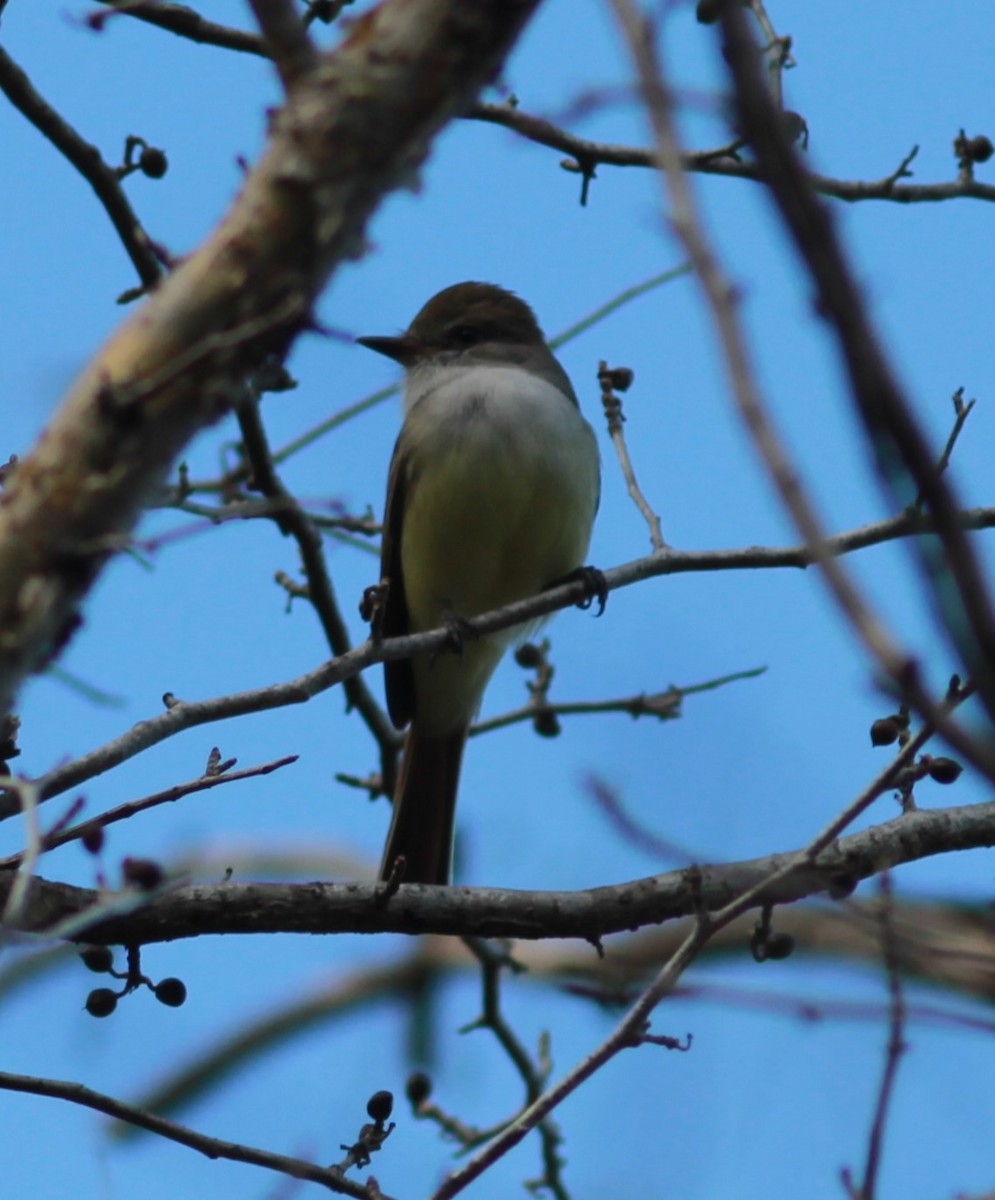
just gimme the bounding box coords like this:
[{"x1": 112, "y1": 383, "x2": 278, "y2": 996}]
[{"x1": 357, "y1": 281, "x2": 601, "y2": 884}]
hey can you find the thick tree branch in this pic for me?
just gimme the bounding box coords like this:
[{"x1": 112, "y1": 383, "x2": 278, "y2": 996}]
[{"x1": 4, "y1": 799, "x2": 995, "y2": 944}]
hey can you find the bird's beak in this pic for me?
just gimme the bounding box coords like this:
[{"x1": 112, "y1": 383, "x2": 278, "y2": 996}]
[{"x1": 356, "y1": 334, "x2": 422, "y2": 366}]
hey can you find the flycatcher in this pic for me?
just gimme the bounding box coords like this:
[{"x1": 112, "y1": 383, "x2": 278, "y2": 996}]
[{"x1": 358, "y1": 281, "x2": 601, "y2": 884}]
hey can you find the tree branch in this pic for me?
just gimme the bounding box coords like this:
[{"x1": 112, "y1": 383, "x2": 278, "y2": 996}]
[
  {"x1": 0, "y1": 1069, "x2": 387, "y2": 1198},
  {"x1": 91, "y1": 0, "x2": 268, "y2": 56},
  {"x1": 0, "y1": 46, "x2": 164, "y2": 288},
  {"x1": 5, "y1": 506, "x2": 992, "y2": 822},
  {"x1": 5, "y1": 799, "x2": 995, "y2": 944},
  {"x1": 467, "y1": 101, "x2": 995, "y2": 205},
  {"x1": 719, "y1": 2, "x2": 995, "y2": 728}
]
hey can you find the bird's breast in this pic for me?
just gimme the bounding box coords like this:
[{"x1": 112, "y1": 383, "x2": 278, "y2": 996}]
[{"x1": 399, "y1": 365, "x2": 600, "y2": 634}]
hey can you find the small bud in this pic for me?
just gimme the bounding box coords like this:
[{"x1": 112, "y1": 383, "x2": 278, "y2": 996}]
[
  {"x1": 870, "y1": 717, "x2": 901, "y2": 747},
  {"x1": 967, "y1": 135, "x2": 994, "y2": 163},
  {"x1": 926, "y1": 756, "x2": 963, "y2": 785},
  {"x1": 154, "y1": 977, "x2": 188, "y2": 1008},
  {"x1": 85, "y1": 988, "x2": 118, "y2": 1018},
  {"x1": 122, "y1": 857, "x2": 165, "y2": 890},
  {"x1": 80, "y1": 945, "x2": 114, "y2": 973},
  {"x1": 139, "y1": 146, "x2": 168, "y2": 178},
  {"x1": 405, "y1": 1071, "x2": 432, "y2": 1107},
  {"x1": 695, "y1": 0, "x2": 722, "y2": 22},
  {"x1": 366, "y1": 1090, "x2": 394, "y2": 1123}
]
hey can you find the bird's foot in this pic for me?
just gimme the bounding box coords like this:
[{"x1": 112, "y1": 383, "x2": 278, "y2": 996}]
[
  {"x1": 438, "y1": 611, "x2": 478, "y2": 660},
  {"x1": 548, "y1": 565, "x2": 608, "y2": 616}
]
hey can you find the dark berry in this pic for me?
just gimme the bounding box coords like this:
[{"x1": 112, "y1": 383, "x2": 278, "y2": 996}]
[
  {"x1": 366, "y1": 1090, "x2": 394, "y2": 1123},
  {"x1": 926, "y1": 756, "x2": 963, "y2": 784},
  {"x1": 870, "y1": 717, "x2": 901, "y2": 746},
  {"x1": 122, "y1": 857, "x2": 165, "y2": 890},
  {"x1": 154, "y1": 978, "x2": 188, "y2": 1008},
  {"x1": 139, "y1": 146, "x2": 168, "y2": 178},
  {"x1": 405, "y1": 1071, "x2": 432, "y2": 1106},
  {"x1": 968, "y1": 135, "x2": 994, "y2": 163},
  {"x1": 533, "y1": 709, "x2": 561, "y2": 738},
  {"x1": 86, "y1": 988, "x2": 118, "y2": 1018},
  {"x1": 80, "y1": 945, "x2": 114, "y2": 973},
  {"x1": 81, "y1": 827, "x2": 105, "y2": 855},
  {"x1": 514, "y1": 643, "x2": 543, "y2": 669},
  {"x1": 764, "y1": 932, "x2": 796, "y2": 960}
]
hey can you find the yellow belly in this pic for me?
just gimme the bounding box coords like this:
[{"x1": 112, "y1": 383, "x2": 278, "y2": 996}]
[{"x1": 398, "y1": 367, "x2": 599, "y2": 734}]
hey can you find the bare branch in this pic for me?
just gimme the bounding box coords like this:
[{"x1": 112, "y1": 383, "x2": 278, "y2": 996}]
[
  {"x1": 0, "y1": 755, "x2": 299, "y2": 869},
  {"x1": 91, "y1": 0, "x2": 268, "y2": 56},
  {"x1": 0, "y1": 1069, "x2": 386, "y2": 1199},
  {"x1": 233, "y1": 394, "x2": 397, "y2": 779},
  {"x1": 462, "y1": 938, "x2": 567, "y2": 1198},
  {"x1": 718, "y1": 2, "x2": 995, "y2": 728},
  {"x1": 608, "y1": 0, "x2": 995, "y2": 781},
  {"x1": 6, "y1": 790, "x2": 995, "y2": 945},
  {"x1": 6, "y1": 507, "x2": 993, "y2": 822},
  {"x1": 467, "y1": 101, "x2": 995, "y2": 205},
  {"x1": 0, "y1": 47, "x2": 163, "y2": 288},
  {"x1": 470, "y1": 668, "x2": 763, "y2": 737},
  {"x1": 843, "y1": 874, "x2": 908, "y2": 1200}
]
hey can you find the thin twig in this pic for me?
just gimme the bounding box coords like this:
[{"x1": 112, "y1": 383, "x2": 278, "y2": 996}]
[
  {"x1": 234, "y1": 395, "x2": 398, "y2": 776},
  {"x1": 470, "y1": 667, "x2": 764, "y2": 736},
  {"x1": 598, "y1": 361, "x2": 665, "y2": 550},
  {"x1": 843, "y1": 873, "x2": 908, "y2": 1200},
  {"x1": 466, "y1": 102, "x2": 995, "y2": 205},
  {"x1": 914, "y1": 387, "x2": 977, "y2": 508},
  {"x1": 0, "y1": 779, "x2": 42, "y2": 928},
  {"x1": 0, "y1": 1069, "x2": 385, "y2": 1199},
  {"x1": 0, "y1": 755, "x2": 299, "y2": 870},
  {"x1": 92, "y1": 0, "x2": 268, "y2": 56},
  {"x1": 463, "y1": 938, "x2": 568, "y2": 1199},
  {"x1": 0, "y1": 47, "x2": 163, "y2": 288}
]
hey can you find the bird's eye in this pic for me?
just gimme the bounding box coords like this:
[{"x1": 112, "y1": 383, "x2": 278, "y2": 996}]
[{"x1": 449, "y1": 324, "x2": 481, "y2": 346}]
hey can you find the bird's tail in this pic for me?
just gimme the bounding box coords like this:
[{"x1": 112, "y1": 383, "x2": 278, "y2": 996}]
[{"x1": 378, "y1": 726, "x2": 467, "y2": 884}]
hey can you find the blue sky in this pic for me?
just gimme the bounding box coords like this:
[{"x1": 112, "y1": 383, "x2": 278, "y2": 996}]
[{"x1": 2, "y1": 2, "x2": 995, "y2": 1198}]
